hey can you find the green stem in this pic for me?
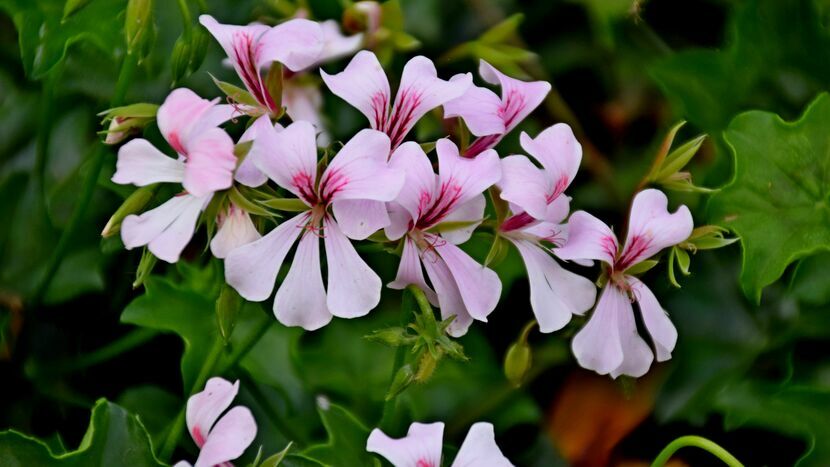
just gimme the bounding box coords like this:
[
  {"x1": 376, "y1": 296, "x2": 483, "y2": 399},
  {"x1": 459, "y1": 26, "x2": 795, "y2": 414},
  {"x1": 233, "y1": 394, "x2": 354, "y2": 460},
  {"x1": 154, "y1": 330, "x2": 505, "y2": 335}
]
[
  {"x1": 30, "y1": 52, "x2": 138, "y2": 309},
  {"x1": 176, "y1": 0, "x2": 193, "y2": 31},
  {"x1": 651, "y1": 435, "x2": 744, "y2": 467},
  {"x1": 378, "y1": 288, "x2": 416, "y2": 430},
  {"x1": 34, "y1": 67, "x2": 60, "y2": 230}
]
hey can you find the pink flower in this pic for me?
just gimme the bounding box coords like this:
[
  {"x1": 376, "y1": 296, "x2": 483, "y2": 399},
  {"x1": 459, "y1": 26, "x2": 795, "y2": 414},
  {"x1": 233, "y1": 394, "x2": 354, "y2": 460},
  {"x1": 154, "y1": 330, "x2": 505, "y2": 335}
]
[
  {"x1": 210, "y1": 203, "x2": 262, "y2": 259},
  {"x1": 199, "y1": 15, "x2": 324, "y2": 115},
  {"x1": 556, "y1": 189, "x2": 694, "y2": 378},
  {"x1": 444, "y1": 60, "x2": 550, "y2": 158},
  {"x1": 497, "y1": 124, "x2": 596, "y2": 332},
  {"x1": 224, "y1": 122, "x2": 404, "y2": 330},
  {"x1": 112, "y1": 89, "x2": 236, "y2": 263},
  {"x1": 385, "y1": 139, "x2": 502, "y2": 337},
  {"x1": 321, "y1": 50, "x2": 472, "y2": 149},
  {"x1": 174, "y1": 377, "x2": 257, "y2": 467},
  {"x1": 367, "y1": 421, "x2": 513, "y2": 467}
]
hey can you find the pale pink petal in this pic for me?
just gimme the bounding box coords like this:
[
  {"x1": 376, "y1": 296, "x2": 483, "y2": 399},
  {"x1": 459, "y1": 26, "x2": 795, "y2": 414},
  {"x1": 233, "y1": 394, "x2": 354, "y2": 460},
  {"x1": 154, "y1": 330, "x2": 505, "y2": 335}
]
[
  {"x1": 544, "y1": 195, "x2": 571, "y2": 225},
  {"x1": 388, "y1": 236, "x2": 437, "y2": 306},
  {"x1": 259, "y1": 18, "x2": 324, "y2": 71},
  {"x1": 437, "y1": 194, "x2": 485, "y2": 245},
  {"x1": 498, "y1": 155, "x2": 550, "y2": 220},
  {"x1": 443, "y1": 79, "x2": 505, "y2": 137},
  {"x1": 121, "y1": 194, "x2": 206, "y2": 263},
  {"x1": 321, "y1": 50, "x2": 391, "y2": 130},
  {"x1": 386, "y1": 57, "x2": 472, "y2": 147},
  {"x1": 210, "y1": 206, "x2": 262, "y2": 259},
  {"x1": 609, "y1": 288, "x2": 654, "y2": 379},
  {"x1": 224, "y1": 212, "x2": 307, "y2": 301},
  {"x1": 422, "y1": 250, "x2": 474, "y2": 336},
  {"x1": 384, "y1": 202, "x2": 414, "y2": 242},
  {"x1": 321, "y1": 129, "x2": 402, "y2": 203},
  {"x1": 323, "y1": 218, "x2": 381, "y2": 318},
  {"x1": 519, "y1": 221, "x2": 568, "y2": 248},
  {"x1": 182, "y1": 127, "x2": 236, "y2": 197},
  {"x1": 235, "y1": 115, "x2": 278, "y2": 187},
  {"x1": 332, "y1": 199, "x2": 390, "y2": 240},
  {"x1": 315, "y1": 20, "x2": 363, "y2": 65},
  {"x1": 510, "y1": 239, "x2": 596, "y2": 333},
  {"x1": 553, "y1": 211, "x2": 617, "y2": 266},
  {"x1": 478, "y1": 60, "x2": 550, "y2": 133},
  {"x1": 186, "y1": 377, "x2": 239, "y2": 448},
  {"x1": 452, "y1": 422, "x2": 513, "y2": 467},
  {"x1": 273, "y1": 231, "x2": 333, "y2": 330},
  {"x1": 617, "y1": 189, "x2": 693, "y2": 269},
  {"x1": 251, "y1": 120, "x2": 318, "y2": 203},
  {"x1": 157, "y1": 88, "x2": 225, "y2": 154},
  {"x1": 433, "y1": 237, "x2": 501, "y2": 322},
  {"x1": 194, "y1": 406, "x2": 257, "y2": 467},
  {"x1": 112, "y1": 139, "x2": 185, "y2": 186},
  {"x1": 366, "y1": 422, "x2": 444, "y2": 467},
  {"x1": 628, "y1": 276, "x2": 677, "y2": 362},
  {"x1": 173, "y1": 461, "x2": 192, "y2": 467},
  {"x1": 388, "y1": 142, "x2": 437, "y2": 223},
  {"x1": 571, "y1": 285, "x2": 626, "y2": 376},
  {"x1": 518, "y1": 124, "x2": 581, "y2": 199},
  {"x1": 282, "y1": 81, "x2": 329, "y2": 144}
]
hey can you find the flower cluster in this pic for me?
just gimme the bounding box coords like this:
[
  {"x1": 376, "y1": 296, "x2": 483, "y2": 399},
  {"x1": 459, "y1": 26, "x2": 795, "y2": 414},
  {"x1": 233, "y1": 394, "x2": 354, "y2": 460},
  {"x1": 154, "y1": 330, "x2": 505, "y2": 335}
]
[{"x1": 108, "y1": 13, "x2": 695, "y2": 383}]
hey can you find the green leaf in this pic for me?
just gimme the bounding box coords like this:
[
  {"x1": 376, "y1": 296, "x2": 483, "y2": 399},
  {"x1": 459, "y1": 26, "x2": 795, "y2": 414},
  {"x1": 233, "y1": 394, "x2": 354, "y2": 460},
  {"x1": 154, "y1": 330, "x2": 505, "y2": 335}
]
[
  {"x1": 478, "y1": 13, "x2": 524, "y2": 44},
  {"x1": 302, "y1": 403, "x2": 378, "y2": 467},
  {"x1": 790, "y1": 252, "x2": 830, "y2": 306},
  {"x1": 623, "y1": 259, "x2": 658, "y2": 276},
  {"x1": 210, "y1": 73, "x2": 260, "y2": 108},
  {"x1": 0, "y1": 399, "x2": 163, "y2": 466},
  {"x1": 216, "y1": 284, "x2": 243, "y2": 343},
  {"x1": 708, "y1": 93, "x2": 830, "y2": 303},
  {"x1": 117, "y1": 386, "x2": 180, "y2": 450}
]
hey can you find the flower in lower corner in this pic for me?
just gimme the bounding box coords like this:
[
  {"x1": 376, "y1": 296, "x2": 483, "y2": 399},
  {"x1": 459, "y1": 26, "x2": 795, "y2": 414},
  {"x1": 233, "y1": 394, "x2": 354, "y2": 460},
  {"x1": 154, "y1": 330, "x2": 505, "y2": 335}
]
[
  {"x1": 174, "y1": 377, "x2": 257, "y2": 467},
  {"x1": 366, "y1": 421, "x2": 513, "y2": 467},
  {"x1": 496, "y1": 124, "x2": 597, "y2": 333},
  {"x1": 112, "y1": 88, "x2": 237, "y2": 263},
  {"x1": 385, "y1": 138, "x2": 502, "y2": 337},
  {"x1": 555, "y1": 188, "x2": 694, "y2": 378},
  {"x1": 224, "y1": 121, "x2": 404, "y2": 330}
]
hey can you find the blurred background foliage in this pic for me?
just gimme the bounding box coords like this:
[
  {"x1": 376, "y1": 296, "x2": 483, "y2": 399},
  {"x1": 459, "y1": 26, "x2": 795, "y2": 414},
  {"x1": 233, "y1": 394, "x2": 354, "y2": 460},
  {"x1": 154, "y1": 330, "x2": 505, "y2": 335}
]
[{"x1": 0, "y1": 0, "x2": 829, "y2": 465}]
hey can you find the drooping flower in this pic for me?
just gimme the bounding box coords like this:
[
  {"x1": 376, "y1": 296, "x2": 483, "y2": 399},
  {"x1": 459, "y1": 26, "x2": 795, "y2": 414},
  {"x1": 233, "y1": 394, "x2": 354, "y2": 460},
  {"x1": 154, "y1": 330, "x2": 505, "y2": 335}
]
[
  {"x1": 321, "y1": 50, "x2": 472, "y2": 149},
  {"x1": 497, "y1": 124, "x2": 596, "y2": 332},
  {"x1": 385, "y1": 139, "x2": 502, "y2": 337},
  {"x1": 113, "y1": 88, "x2": 236, "y2": 263},
  {"x1": 210, "y1": 203, "x2": 262, "y2": 259},
  {"x1": 556, "y1": 189, "x2": 693, "y2": 378},
  {"x1": 173, "y1": 377, "x2": 257, "y2": 467},
  {"x1": 199, "y1": 15, "x2": 324, "y2": 116},
  {"x1": 366, "y1": 421, "x2": 513, "y2": 467},
  {"x1": 444, "y1": 60, "x2": 550, "y2": 158},
  {"x1": 224, "y1": 121, "x2": 404, "y2": 330}
]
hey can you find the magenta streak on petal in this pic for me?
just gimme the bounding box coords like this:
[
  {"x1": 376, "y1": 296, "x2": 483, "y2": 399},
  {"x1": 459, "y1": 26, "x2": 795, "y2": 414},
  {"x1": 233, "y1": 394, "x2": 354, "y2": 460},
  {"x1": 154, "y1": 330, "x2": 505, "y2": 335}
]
[
  {"x1": 500, "y1": 87, "x2": 527, "y2": 130},
  {"x1": 416, "y1": 460, "x2": 436, "y2": 467},
  {"x1": 386, "y1": 88, "x2": 423, "y2": 148},
  {"x1": 615, "y1": 234, "x2": 650, "y2": 272},
  {"x1": 317, "y1": 168, "x2": 349, "y2": 205},
  {"x1": 462, "y1": 133, "x2": 502, "y2": 158},
  {"x1": 292, "y1": 171, "x2": 319, "y2": 205},
  {"x1": 192, "y1": 426, "x2": 206, "y2": 448},
  {"x1": 547, "y1": 175, "x2": 570, "y2": 203},
  {"x1": 416, "y1": 179, "x2": 462, "y2": 229},
  {"x1": 601, "y1": 235, "x2": 619, "y2": 265},
  {"x1": 168, "y1": 132, "x2": 186, "y2": 156},
  {"x1": 370, "y1": 92, "x2": 389, "y2": 130},
  {"x1": 500, "y1": 211, "x2": 536, "y2": 232},
  {"x1": 232, "y1": 32, "x2": 276, "y2": 112}
]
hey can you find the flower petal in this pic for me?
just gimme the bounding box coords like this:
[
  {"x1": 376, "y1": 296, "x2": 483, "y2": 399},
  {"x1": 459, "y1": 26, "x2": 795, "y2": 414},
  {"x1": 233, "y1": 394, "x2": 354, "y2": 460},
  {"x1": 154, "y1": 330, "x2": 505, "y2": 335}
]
[
  {"x1": 321, "y1": 129, "x2": 402, "y2": 203},
  {"x1": 443, "y1": 79, "x2": 506, "y2": 137},
  {"x1": 186, "y1": 377, "x2": 239, "y2": 448},
  {"x1": 553, "y1": 211, "x2": 618, "y2": 266},
  {"x1": 628, "y1": 276, "x2": 677, "y2": 362},
  {"x1": 421, "y1": 249, "x2": 474, "y2": 337},
  {"x1": 235, "y1": 115, "x2": 278, "y2": 187},
  {"x1": 384, "y1": 202, "x2": 413, "y2": 241},
  {"x1": 210, "y1": 205, "x2": 262, "y2": 259},
  {"x1": 224, "y1": 212, "x2": 307, "y2": 301},
  {"x1": 609, "y1": 289, "x2": 654, "y2": 379},
  {"x1": 519, "y1": 124, "x2": 581, "y2": 200},
  {"x1": 452, "y1": 422, "x2": 513, "y2": 467},
  {"x1": 316, "y1": 20, "x2": 363, "y2": 65},
  {"x1": 438, "y1": 193, "x2": 485, "y2": 245},
  {"x1": 388, "y1": 141, "x2": 437, "y2": 224},
  {"x1": 251, "y1": 120, "x2": 318, "y2": 203},
  {"x1": 433, "y1": 237, "x2": 501, "y2": 322},
  {"x1": 511, "y1": 239, "x2": 596, "y2": 333},
  {"x1": 571, "y1": 285, "x2": 626, "y2": 376},
  {"x1": 282, "y1": 81, "x2": 329, "y2": 145},
  {"x1": 323, "y1": 218, "x2": 381, "y2": 318},
  {"x1": 478, "y1": 60, "x2": 550, "y2": 133},
  {"x1": 194, "y1": 406, "x2": 257, "y2": 467},
  {"x1": 366, "y1": 422, "x2": 444, "y2": 467},
  {"x1": 618, "y1": 189, "x2": 693, "y2": 269},
  {"x1": 273, "y1": 230, "x2": 333, "y2": 330},
  {"x1": 121, "y1": 194, "x2": 206, "y2": 263},
  {"x1": 332, "y1": 199, "x2": 390, "y2": 240},
  {"x1": 388, "y1": 236, "x2": 437, "y2": 306},
  {"x1": 112, "y1": 139, "x2": 185, "y2": 186},
  {"x1": 259, "y1": 18, "x2": 325, "y2": 71},
  {"x1": 157, "y1": 88, "x2": 232, "y2": 154},
  {"x1": 498, "y1": 155, "x2": 551, "y2": 220},
  {"x1": 182, "y1": 127, "x2": 236, "y2": 197},
  {"x1": 321, "y1": 50, "x2": 391, "y2": 130}
]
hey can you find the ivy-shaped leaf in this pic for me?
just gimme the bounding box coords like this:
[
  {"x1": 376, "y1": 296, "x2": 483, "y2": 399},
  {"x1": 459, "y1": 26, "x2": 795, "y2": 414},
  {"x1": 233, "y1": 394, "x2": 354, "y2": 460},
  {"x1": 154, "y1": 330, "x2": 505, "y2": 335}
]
[
  {"x1": 0, "y1": 399, "x2": 163, "y2": 466},
  {"x1": 708, "y1": 93, "x2": 830, "y2": 302},
  {"x1": 301, "y1": 403, "x2": 379, "y2": 467}
]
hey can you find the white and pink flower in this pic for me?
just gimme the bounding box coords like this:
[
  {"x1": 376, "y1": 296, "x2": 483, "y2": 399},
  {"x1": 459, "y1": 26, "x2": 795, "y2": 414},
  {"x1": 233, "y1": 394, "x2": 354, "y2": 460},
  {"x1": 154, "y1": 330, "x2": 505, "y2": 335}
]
[
  {"x1": 367, "y1": 421, "x2": 513, "y2": 467},
  {"x1": 556, "y1": 189, "x2": 693, "y2": 378},
  {"x1": 112, "y1": 88, "x2": 236, "y2": 263},
  {"x1": 224, "y1": 121, "x2": 404, "y2": 330},
  {"x1": 321, "y1": 50, "x2": 472, "y2": 149},
  {"x1": 174, "y1": 377, "x2": 257, "y2": 467},
  {"x1": 444, "y1": 60, "x2": 550, "y2": 158},
  {"x1": 497, "y1": 124, "x2": 597, "y2": 333},
  {"x1": 385, "y1": 139, "x2": 502, "y2": 337}
]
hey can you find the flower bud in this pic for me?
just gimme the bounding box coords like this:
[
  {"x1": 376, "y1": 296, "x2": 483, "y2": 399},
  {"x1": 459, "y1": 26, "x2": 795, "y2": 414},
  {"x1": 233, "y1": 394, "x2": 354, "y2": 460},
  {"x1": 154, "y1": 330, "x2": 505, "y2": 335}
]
[
  {"x1": 126, "y1": 0, "x2": 154, "y2": 54},
  {"x1": 385, "y1": 364, "x2": 414, "y2": 400},
  {"x1": 170, "y1": 34, "x2": 192, "y2": 85},
  {"x1": 504, "y1": 340, "x2": 532, "y2": 387},
  {"x1": 188, "y1": 27, "x2": 210, "y2": 74},
  {"x1": 414, "y1": 351, "x2": 439, "y2": 383},
  {"x1": 216, "y1": 284, "x2": 242, "y2": 344},
  {"x1": 102, "y1": 185, "x2": 158, "y2": 237}
]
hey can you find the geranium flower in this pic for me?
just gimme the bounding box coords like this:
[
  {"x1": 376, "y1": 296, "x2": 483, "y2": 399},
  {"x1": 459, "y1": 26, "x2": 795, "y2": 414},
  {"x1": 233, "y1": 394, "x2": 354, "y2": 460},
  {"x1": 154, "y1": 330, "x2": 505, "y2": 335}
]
[
  {"x1": 556, "y1": 189, "x2": 693, "y2": 378},
  {"x1": 112, "y1": 88, "x2": 236, "y2": 262},
  {"x1": 444, "y1": 60, "x2": 550, "y2": 157},
  {"x1": 199, "y1": 15, "x2": 324, "y2": 115},
  {"x1": 385, "y1": 139, "x2": 502, "y2": 337},
  {"x1": 497, "y1": 124, "x2": 596, "y2": 332},
  {"x1": 224, "y1": 122, "x2": 404, "y2": 330},
  {"x1": 210, "y1": 203, "x2": 261, "y2": 259},
  {"x1": 321, "y1": 50, "x2": 472, "y2": 149},
  {"x1": 173, "y1": 377, "x2": 257, "y2": 467},
  {"x1": 367, "y1": 421, "x2": 513, "y2": 467}
]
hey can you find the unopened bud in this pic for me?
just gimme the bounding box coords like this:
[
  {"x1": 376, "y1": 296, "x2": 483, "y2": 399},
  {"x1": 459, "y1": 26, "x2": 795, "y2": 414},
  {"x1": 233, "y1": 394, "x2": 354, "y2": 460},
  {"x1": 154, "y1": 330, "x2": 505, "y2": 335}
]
[
  {"x1": 126, "y1": 0, "x2": 154, "y2": 54},
  {"x1": 344, "y1": 1, "x2": 381, "y2": 35},
  {"x1": 102, "y1": 185, "x2": 158, "y2": 237},
  {"x1": 366, "y1": 327, "x2": 414, "y2": 347},
  {"x1": 385, "y1": 364, "x2": 414, "y2": 400},
  {"x1": 504, "y1": 341, "x2": 532, "y2": 387},
  {"x1": 170, "y1": 34, "x2": 192, "y2": 85},
  {"x1": 188, "y1": 27, "x2": 210, "y2": 74}
]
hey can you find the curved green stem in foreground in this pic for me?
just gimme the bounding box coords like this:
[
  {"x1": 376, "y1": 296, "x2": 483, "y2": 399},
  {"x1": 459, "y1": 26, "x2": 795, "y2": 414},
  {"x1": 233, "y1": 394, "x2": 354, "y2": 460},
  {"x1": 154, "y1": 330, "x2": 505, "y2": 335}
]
[
  {"x1": 651, "y1": 435, "x2": 744, "y2": 467},
  {"x1": 378, "y1": 288, "x2": 416, "y2": 430}
]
